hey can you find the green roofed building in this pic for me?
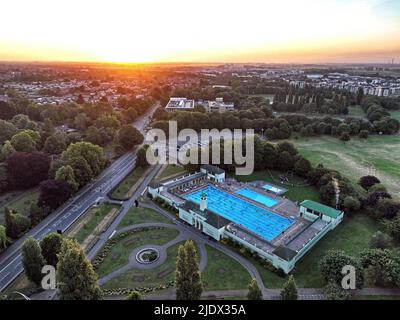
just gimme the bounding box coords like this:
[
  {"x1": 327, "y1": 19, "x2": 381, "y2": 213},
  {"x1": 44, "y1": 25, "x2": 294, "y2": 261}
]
[{"x1": 300, "y1": 200, "x2": 344, "y2": 227}]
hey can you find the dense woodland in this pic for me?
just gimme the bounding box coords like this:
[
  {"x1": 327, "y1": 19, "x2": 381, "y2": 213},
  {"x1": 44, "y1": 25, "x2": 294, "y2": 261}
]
[{"x1": 0, "y1": 91, "x2": 153, "y2": 249}]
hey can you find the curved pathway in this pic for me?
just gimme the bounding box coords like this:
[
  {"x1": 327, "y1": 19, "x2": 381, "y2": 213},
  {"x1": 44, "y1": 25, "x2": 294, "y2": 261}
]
[
  {"x1": 141, "y1": 201, "x2": 267, "y2": 293},
  {"x1": 99, "y1": 221, "x2": 209, "y2": 286}
]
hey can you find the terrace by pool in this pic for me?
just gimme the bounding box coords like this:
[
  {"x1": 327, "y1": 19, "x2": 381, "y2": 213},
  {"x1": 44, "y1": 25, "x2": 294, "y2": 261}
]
[
  {"x1": 184, "y1": 186, "x2": 293, "y2": 241},
  {"x1": 235, "y1": 188, "x2": 278, "y2": 207}
]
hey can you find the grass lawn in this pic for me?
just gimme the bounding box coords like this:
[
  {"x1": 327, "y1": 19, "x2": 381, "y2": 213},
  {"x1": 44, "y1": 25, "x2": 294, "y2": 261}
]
[
  {"x1": 102, "y1": 241, "x2": 184, "y2": 290},
  {"x1": 348, "y1": 105, "x2": 365, "y2": 117},
  {"x1": 96, "y1": 227, "x2": 179, "y2": 277},
  {"x1": 251, "y1": 214, "x2": 380, "y2": 288},
  {"x1": 202, "y1": 245, "x2": 251, "y2": 291},
  {"x1": 291, "y1": 135, "x2": 400, "y2": 199},
  {"x1": 390, "y1": 110, "x2": 400, "y2": 121},
  {"x1": 234, "y1": 170, "x2": 321, "y2": 202},
  {"x1": 0, "y1": 189, "x2": 39, "y2": 224},
  {"x1": 111, "y1": 166, "x2": 147, "y2": 200},
  {"x1": 157, "y1": 164, "x2": 187, "y2": 180},
  {"x1": 117, "y1": 206, "x2": 172, "y2": 230},
  {"x1": 72, "y1": 204, "x2": 120, "y2": 243}
]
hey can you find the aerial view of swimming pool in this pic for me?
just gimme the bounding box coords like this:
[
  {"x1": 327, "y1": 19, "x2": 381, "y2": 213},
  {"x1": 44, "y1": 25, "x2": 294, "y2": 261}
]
[
  {"x1": 235, "y1": 188, "x2": 278, "y2": 207},
  {"x1": 184, "y1": 185, "x2": 293, "y2": 241}
]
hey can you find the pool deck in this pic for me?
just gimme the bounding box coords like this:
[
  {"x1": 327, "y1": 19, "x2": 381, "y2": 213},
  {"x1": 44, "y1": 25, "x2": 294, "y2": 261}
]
[{"x1": 179, "y1": 180, "x2": 311, "y2": 246}]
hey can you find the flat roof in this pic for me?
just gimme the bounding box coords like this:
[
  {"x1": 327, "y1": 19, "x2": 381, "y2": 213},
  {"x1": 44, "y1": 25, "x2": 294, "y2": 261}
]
[
  {"x1": 201, "y1": 164, "x2": 225, "y2": 175},
  {"x1": 300, "y1": 200, "x2": 342, "y2": 219}
]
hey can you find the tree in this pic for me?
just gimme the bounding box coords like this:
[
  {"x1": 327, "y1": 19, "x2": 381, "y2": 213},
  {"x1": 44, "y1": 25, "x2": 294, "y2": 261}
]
[
  {"x1": 294, "y1": 157, "x2": 312, "y2": 177},
  {"x1": 374, "y1": 198, "x2": 400, "y2": 220},
  {"x1": 38, "y1": 179, "x2": 72, "y2": 210},
  {"x1": 21, "y1": 237, "x2": 45, "y2": 286},
  {"x1": 126, "y1": 291, "x2": 142, "y2": 300},
  {"x1": 61, "y1": 141, "x2": 105, "y2": 180},
  {"x1": 10, "y1": 131, "x2": 36, "y2": 152},
  {"x1": 276, "y1": 141, "x2": 298, "y2": 156},
  {"x1": 247, "y1": 278, "x2": 262, "y2": 300},
  {"x1": 7, "y1": 152, "x2": 50, "y2": 189},
  {"x1": 136, "y1": 144, "x2": 149, "y2": 167},
  {"x1": 43, "y1": 133, "x2": 66, "y2": 154},
  {"x1": 319, "y1": 250, "x2": 363, "y2": 288},
  {"x1": 319, "y1": 181, "x2": 336, "y2": 207},
  {"x1": 0, "y1": 119, "x2": 18, "y2": 145},
  {"x1": 57, "y1": 239, "x2": 102, "y2": 300},
  {"x1": 356, "y1": 88, "x2": 364, "y2": 105},
  {"x1": 40, "y1": 233, "x2": 64, "y2": 266},
  {"x1": 0, "y1": 140, "x2": 15, "y2": 161},
  {"x1": 339, "y1": 132, "x2": 350, "y2": 142},
  {"x1": 343, "y1": 196, "x2": 361, "y2": 212},
  {"x1": 361, "y1": 249, "x2": 400, "y2": 288},
  {"x1": 280, "y1": 275, "x2": 298, "y2": 300},
  {"x1": 117, "y1": 125, "x2": 144, "y2": 150},
  {"x1": 359, "y1": 175, "x2": 380, "y2": 190},
  {"x1": 0, "y1": 163, "x2": 7, "y2": 193},
  {"x1": 175, "y1": 240, "x2": 203, "y2": 300},
  {"x1": 276, "y1": 151, "x2": 294, "y2": 171},
  {"x1": 85, "y1": 126, "x2": 103, "y2": 146},
  {"x1": 262, "y1": 143, "x2": 277, "y2": 169},
  {"x1": 65, "y1": 156, "x2": 93, "y2": 187},
  {"x1": 0, "y1": 101, "x2": 17, "y2": 120},
  {"x1": 385, "y1": 214, "x2": 400, "y2": 242},
  {"x1": 29, "y1": 203, "x2": 48, "y2": 225},
  {"x1": 323, "y1": 282, "x2": 350, "y2": 300},
  {"x1": 5, "y1": 208, "x2": 31, "y2": 239},
  {"x1": 55, "y1": 165, "x2": 79, "y2": 192},
  {"x1": 359, "y1": 130, "x2": 369, "y2": 139},
  {"x1": 369, "y1": 231, "x2": 392, "y2": 249},
  {"x1": 0, "y1": 225, "x2": 7, "y2": 252}
]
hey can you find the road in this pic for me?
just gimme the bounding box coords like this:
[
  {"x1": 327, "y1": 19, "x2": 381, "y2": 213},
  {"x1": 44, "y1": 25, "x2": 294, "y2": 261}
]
[{"x1": 0, "y1": 103, "x2": 159, "y2": 292}]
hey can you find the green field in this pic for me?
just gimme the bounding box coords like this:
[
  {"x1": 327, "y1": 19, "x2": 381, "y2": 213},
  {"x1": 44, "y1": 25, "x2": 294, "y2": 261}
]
[
  {"x1": 390, "y1": 111, "x2": 400, "y2": 121},
  {"x1": 117, "y1": 207, "x2": 172, "y2": 229},
  {"x1": 0, "y1": 189, "x2": 39, "y2": 224},
  {"x1": 73, "y1": 204, "x2": 120, "y2": 243},
  {"x1": 234, "y1": 170, "x2": 321, "y2": 202},
  {"x1": 292, "y1": 135, "x2": 400, "y2": 198},
  {"x1": 102, "y1": 241, "x2": 183, "y2": 290},
  {"x1": 96, "y1": 227, "x2": 179, "y2": 277},
  {"x1": 157, "y1": 164, "x2": 187, "y2": 181},
  {"x1": 111, "y1": 166, "x2": 147, "y2": 200},
  {"x1": 253, "y1": 214, "x2": 380, "y2": 288},
  {"x1": 348, "y1": 105, "x2": 365, "y2": 117},
  {"x1": 202, "y1": 245, "x2": 251, "y2": 290}
]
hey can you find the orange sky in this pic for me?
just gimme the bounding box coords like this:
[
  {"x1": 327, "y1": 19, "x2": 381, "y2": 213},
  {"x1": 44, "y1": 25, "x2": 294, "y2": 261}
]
[{"x1": 1, "y1": 0, "x2": 399, "y2": 63}]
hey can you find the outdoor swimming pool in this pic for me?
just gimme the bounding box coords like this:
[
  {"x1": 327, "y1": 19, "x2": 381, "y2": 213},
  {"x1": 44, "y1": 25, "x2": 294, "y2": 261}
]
[
  {"x1": 184, "y1": 185, "x2": 293, "y2": 241},
  {"x1": 235, "y1": 188, "x2": 278, "y2": 207}
]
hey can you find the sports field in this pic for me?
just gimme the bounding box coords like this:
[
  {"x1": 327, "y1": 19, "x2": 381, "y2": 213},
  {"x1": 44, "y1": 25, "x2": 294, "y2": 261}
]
[{"x1": 292, "y1": 135, "x2": 400, "y2": 198}]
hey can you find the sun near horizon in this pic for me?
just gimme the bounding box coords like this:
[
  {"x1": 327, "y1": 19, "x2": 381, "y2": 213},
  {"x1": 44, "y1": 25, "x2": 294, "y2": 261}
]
[{"x1": 1, "y1": 0, "x2": 400, "y2": 64}]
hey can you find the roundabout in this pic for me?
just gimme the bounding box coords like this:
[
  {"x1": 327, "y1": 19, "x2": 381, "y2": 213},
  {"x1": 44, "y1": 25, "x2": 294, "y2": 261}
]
[{"x1": 136, "y1": 248, "x2": 160, "y2": 264}]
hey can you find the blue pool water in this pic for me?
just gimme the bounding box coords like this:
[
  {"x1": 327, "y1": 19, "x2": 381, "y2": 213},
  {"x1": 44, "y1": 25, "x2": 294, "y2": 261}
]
[
  {"x1": 184, "y1": 186, "x2": 293, "y2": 241},
  {"x1": 235, "y1": 188, "x2": 278, "y2": 207}
]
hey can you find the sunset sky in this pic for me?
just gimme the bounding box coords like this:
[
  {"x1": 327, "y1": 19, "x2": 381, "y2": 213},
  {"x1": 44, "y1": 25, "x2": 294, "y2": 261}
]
[{"x1": 1, "y1": 0, "x2": 399, "y2": 63}]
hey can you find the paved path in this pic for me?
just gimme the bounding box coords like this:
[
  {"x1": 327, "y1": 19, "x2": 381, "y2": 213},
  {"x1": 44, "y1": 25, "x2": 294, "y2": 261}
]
[
  {"x1": 140, "y1": 202, "x2": 267, "y2": 294},
  {"x1": 98, "y1": 221, "x2": 209, "y2": 285}
]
